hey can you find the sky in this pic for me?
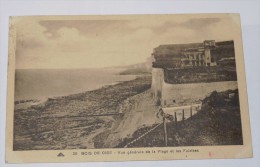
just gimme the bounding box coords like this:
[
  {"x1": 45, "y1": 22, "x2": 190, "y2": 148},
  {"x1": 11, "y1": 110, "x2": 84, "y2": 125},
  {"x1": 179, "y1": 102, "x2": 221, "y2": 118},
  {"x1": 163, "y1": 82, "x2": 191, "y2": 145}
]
[{"x1": 13, "y1": 14, "x2": 240, "y2": 69}]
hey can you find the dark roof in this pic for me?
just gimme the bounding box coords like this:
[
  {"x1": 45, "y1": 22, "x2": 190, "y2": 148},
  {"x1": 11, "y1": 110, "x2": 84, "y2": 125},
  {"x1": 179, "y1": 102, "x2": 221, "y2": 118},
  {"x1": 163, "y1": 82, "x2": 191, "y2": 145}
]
[
  {"x1": 215, "y1": 40, "x2": 234, "y2": 46},
  {"x1": 155, "y1": 40, "x2": 234, "y2": 51},
  {"x1": 153, "y1": 43, "x2": 203, "y2": 57},
  {"x1": 156, "y1": 42, "x2": 203, "y2": 51}
]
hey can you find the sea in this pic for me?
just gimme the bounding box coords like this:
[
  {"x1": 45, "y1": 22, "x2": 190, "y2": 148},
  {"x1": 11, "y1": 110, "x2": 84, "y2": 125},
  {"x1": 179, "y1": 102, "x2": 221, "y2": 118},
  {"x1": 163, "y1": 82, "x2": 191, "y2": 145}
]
[{"x1": 15, "y1": 68, "x2": 136, "y2": 101}]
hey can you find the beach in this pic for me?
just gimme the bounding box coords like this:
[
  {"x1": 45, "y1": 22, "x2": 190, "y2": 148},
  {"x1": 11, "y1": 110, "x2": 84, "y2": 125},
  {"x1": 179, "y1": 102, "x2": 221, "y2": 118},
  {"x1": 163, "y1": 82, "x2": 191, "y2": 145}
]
[{"x1": 13, "y1": 75, "x2": 154, "y2": 150}]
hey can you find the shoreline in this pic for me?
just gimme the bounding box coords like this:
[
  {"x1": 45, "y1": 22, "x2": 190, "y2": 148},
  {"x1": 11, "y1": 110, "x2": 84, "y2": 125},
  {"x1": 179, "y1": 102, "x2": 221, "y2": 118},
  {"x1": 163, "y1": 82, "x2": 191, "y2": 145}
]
[
  {"x1": 14, "y1": 75, "x2": 152, "y2": 150},
  {"x1": 13, "y1": 74, "x2": 241, "y2": 150},
  {"x1": 14, "y1": 75, "x2": 142, "y2": 111},
  {"x1": 14, "y1": 68, "x2": 137, "y2": 103}
]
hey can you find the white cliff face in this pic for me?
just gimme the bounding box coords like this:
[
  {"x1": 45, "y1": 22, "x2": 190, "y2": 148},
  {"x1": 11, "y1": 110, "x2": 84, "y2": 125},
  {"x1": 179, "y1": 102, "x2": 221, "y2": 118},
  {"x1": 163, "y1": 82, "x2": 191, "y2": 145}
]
[
  {"x1": 152, "y1": 67, "x2": 238, "y2": 106},
  {"x1": 161, "y1": 81, "x2": 238, "y2": 106},
  {"x1": 151, "y1": 68, "x2": 164, "y2": 105}
]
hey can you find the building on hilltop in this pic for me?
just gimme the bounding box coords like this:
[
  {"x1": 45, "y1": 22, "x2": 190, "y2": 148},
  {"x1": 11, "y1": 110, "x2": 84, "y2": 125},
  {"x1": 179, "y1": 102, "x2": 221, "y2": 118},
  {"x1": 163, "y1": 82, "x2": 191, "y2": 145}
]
[
  {"x1": 151, "y1": 40, "x2": 237, "y2": 106},
  {"x1": 152, "y1": 40, "x2": 235, "y2": 69}
]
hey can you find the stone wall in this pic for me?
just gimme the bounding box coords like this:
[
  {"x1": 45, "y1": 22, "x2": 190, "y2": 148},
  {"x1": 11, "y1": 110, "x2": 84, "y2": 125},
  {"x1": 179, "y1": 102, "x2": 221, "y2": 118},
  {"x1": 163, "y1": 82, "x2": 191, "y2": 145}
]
[{"x1": 151, "y1": 67, "x2": 238, "y2": 106}]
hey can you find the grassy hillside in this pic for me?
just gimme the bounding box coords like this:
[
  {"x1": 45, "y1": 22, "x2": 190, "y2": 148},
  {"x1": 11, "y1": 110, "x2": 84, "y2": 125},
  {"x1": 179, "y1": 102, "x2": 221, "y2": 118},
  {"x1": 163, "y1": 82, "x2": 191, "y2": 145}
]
[{"x1": 118, "y1": 89, "x2": 243, "y2": 147}]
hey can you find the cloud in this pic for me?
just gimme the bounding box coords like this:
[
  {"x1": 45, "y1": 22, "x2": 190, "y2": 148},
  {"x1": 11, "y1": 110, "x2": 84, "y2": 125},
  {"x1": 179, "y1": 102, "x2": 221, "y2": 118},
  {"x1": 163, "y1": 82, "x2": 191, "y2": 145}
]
[
  {"x1": 39, "y1": 20, "x2": 131, "y2": 38},
  {"x1": 181, "y1": 18, "x2": 221, "y2": 30},
  {"x1": 14, "y1": 15, "x2": 238, "y2": 69}
]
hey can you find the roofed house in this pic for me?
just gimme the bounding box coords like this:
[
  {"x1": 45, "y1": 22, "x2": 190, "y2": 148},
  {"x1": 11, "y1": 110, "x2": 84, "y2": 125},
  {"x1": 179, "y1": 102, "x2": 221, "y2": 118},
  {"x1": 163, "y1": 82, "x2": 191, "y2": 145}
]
[{"x1": 152, "y1": 40, "x2": 220, "y2": 69}]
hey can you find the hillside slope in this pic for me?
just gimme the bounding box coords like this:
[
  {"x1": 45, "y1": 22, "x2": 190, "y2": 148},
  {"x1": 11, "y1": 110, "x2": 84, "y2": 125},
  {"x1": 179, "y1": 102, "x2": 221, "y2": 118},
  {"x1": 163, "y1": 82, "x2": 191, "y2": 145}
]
[{"x1": 118, "y1": 89, "x2": 243, "y2": 147}]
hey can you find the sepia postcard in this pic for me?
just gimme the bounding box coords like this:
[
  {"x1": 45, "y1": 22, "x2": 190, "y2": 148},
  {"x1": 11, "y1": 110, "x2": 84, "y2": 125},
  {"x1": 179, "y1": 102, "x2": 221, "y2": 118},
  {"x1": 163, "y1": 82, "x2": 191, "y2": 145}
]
[{"x1": 6, "y1": 14, "x2": 252, "y2": 163}]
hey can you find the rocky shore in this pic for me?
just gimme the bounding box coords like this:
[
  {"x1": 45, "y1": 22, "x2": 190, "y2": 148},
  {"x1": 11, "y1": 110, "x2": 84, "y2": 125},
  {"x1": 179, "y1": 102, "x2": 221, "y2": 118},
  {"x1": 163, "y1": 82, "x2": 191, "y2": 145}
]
[
  {"x1": 13, "y1": 75, "x2": 242, "y2": 150},
  {"x1": 13, "y1": 76, "x2": 152, "y2": 150}
]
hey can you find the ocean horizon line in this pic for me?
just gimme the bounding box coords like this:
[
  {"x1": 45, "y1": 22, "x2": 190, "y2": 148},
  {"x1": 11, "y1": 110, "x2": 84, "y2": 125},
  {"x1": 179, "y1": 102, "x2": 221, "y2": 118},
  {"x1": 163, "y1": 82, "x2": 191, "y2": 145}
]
[
  {"x1": 14, "y1": 76, "x2": 141, "y2": 107},
  {"x1": 15, "y1": 67, "x2": 125, "y2": 70},
  {"x1": 14, "y1": 68, "x2": 137, "y2": 102}
]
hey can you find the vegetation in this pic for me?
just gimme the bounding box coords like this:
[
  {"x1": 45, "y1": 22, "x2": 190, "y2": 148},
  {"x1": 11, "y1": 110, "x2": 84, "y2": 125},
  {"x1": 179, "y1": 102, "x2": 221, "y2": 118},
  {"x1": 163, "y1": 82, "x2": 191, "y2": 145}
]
[
  {"x1": 164, "y1": 66, "x2": 237, "y2": 84},
  {"x1": 118, "y1": 89, "x2": 242, "y2": 147}
]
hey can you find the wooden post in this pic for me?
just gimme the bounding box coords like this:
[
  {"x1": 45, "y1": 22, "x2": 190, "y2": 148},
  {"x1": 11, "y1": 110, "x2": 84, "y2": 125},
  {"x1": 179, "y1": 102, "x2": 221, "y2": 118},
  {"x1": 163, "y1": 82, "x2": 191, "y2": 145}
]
[
  {"x1": 163, "y1": 117, "x2": 168, "y2": 146},
  {"x1": 174, "y1": 112, "x2": 177, "y2": 129},
  {"x1": 182, "y1": 109, "x2": 185, "y2": 125},
  {"x1": 190, "y1": 106, "x2": 193, "y2": 120}
]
